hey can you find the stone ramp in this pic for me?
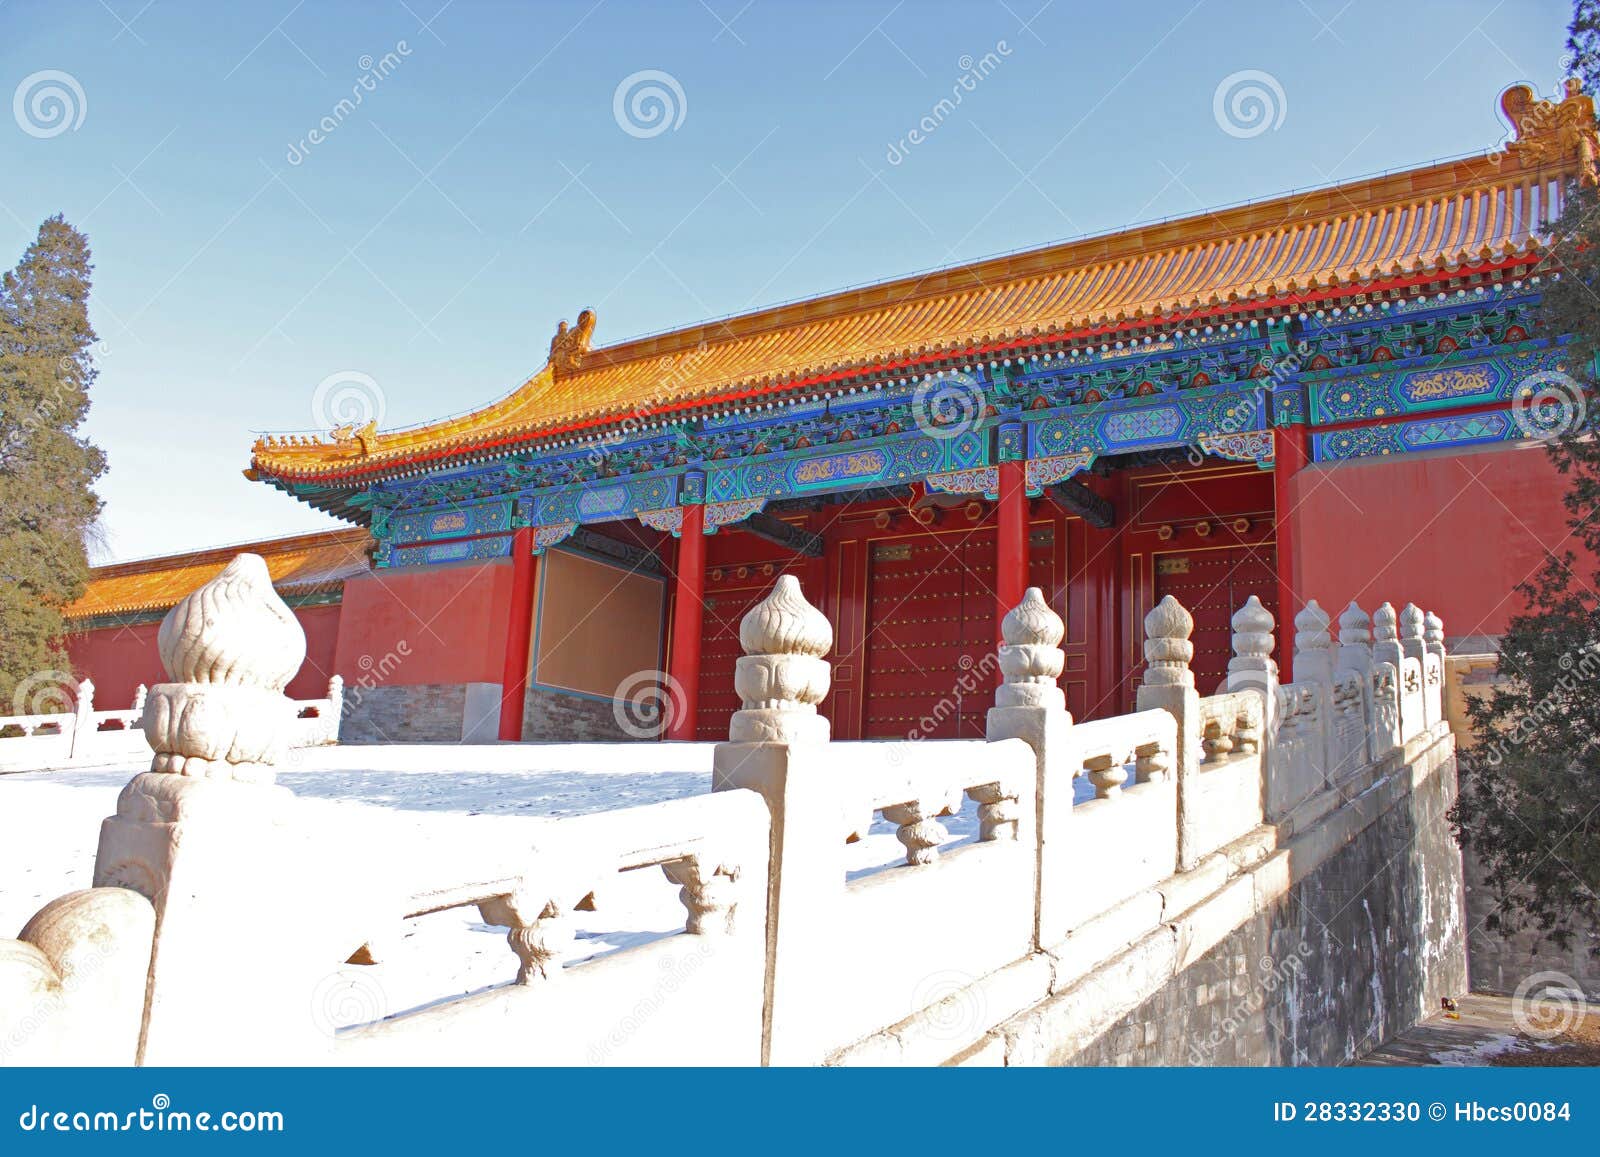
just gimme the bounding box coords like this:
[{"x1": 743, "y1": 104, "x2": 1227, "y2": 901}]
[{"x1": 1356, "y1": 993, "x2": 1599, "y2": 1066}]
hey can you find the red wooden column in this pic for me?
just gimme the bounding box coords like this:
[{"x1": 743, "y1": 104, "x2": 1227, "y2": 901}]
[
  {"x1": 497, "y1": 524, "x2": 537, "y2": 741},
  {"x1": 1272, "y1": 424, "x2": 1309, "y2": 682},
  {"x1": 995, "y1": 458, "x2": 1028, "y2": 642},
  {"x1": 666, "y1": 503, "x2": 706, "y2": 741}
]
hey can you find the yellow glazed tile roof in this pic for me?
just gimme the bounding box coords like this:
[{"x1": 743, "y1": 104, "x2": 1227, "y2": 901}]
[
  {"x1": 249, "y1": 82, "x2": 1598, "y2": 485},
  {"x1": 67, "y1": 529, "x2": 372, "y2": 621}
]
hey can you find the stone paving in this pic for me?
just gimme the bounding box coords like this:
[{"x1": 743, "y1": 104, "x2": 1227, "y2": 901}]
[{"x1": 1356, "y1": 993, "x2": 1600, "y2": 1066}]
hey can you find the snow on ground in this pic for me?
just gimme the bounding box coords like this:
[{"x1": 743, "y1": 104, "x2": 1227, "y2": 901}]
[
  {"x1": 1428, "y1": 1032, "x2": 1547, "y2": 1066},
  {"x1": 0, "y1": 741, "x2": 984, "y2": 1027}
]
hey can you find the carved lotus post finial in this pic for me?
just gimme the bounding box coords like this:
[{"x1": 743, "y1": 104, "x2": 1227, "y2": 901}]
[
  {"x1": 728, "y1": 576, "x2": 833, "y2": 745},
  {"x1": 1372, "y1": 602, "x2": 1399, "y2": 642},
  {"x1": 1143, "y1": 595, "x2": 1194, "y2": 689},
  {"x1": 1399, "y1": 602, "x2": 1427, "y2": 660},
  {"x1": 1293, "y1": 600, "x2": 1334, "y2": 683},
  {"x1": 141, "y1": 554, "x2": 307, "y2": 783},
  {"x1": 1424, "y1": 611, "x2": 1447, "y2": 659},
  {"x1": 1337, "y1": 601, "x2": 1374, "y2": 671},
  {"x1": 1228, "y1": 595, "x2": 1276, "y2": 671},
  {"x1": 996, "y1": 587, "x2": 1066, "y2": 710}
]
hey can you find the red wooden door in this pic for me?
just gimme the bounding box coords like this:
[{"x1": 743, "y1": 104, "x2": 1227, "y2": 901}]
[
  {"x1": 861, "y1": 523, "x2": 1058, "y2": 739},
  {"x1": 1152, "y1": 544, "x2": 1278, "y2": 695},
  {"x1": 693, "y1": 581, "x2": 777, "y2": 740},
  {"x1": 862, "y1": 530, "x2": 985, "y2": 738}
]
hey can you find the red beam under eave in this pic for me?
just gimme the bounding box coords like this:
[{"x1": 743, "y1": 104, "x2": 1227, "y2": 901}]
[
  {"x1": 261, "y1": 258, "x2": 1549, "y2": 490},
  {"x1": 497, "y1": 526, "x2": 536, "y2": 740}
]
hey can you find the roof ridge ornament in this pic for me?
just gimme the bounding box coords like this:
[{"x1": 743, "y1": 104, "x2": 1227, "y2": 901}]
[
  {"x1": 549, "y1": 308, "x2": 597, "y2": 376},
  {"x1": 1494, "y1": 78, "x2": 1599, "y2": 184}
]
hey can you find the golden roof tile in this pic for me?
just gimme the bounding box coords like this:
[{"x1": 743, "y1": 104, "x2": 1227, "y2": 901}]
[
  {"x1": 249, "y1": 83, "x2": 1597, "y2": 485},
  {"x1": 67, "y1": 529, "x2": 372, "y2": 622}
]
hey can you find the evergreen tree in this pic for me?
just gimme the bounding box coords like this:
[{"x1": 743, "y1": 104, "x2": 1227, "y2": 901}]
[
  {"x1": 0, "y1": 217, "x2": 106, "y2": 707},
  {"x1": 1447, "y1": 1, "x2": 1600, "y2": 945}
]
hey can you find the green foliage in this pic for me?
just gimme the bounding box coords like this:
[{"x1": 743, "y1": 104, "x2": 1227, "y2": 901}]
[
  {"x1": 0, "y1": 216, "x2": 106, "y2": 706},
  {"x1": 1448, "y1": 3, "x2": 1600, "y2": 945}
]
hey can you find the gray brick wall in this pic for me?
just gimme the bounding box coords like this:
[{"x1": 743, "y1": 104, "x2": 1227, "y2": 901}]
[
  {"x1": 1463, "y1": 851, "x2": 1600, "y2": 1000},
  {"x1": 339, "y1": 681, "x2": 643, "y2": 744}
]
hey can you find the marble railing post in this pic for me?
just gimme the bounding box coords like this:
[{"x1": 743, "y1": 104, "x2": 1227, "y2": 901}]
[
  {"x1": 710, "y1": 575, "x2": 836, "y2": 1065},
  {"x1": 1224, "y1": 594, "x2": 1278, "y2": 722},
  {"x1": 986, "y1": 586, "x2": 1070, "y2": 946},
  {"x1": 69, "y1": 679, "x2": 95, "y2": 758},
  {"x1": 1137, "y1": 595, "x2": 1202, "y2": 870},
  {"x1": 92, "y1": 555, "x2": 358, "y2": 1064},
  {"x1": 1371, "y1": 602, "x2": 1402, "y2": 670}
]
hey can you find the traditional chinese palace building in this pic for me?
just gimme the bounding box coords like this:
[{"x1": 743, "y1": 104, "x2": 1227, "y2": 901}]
[{"x1": 66, "y1": 83, "x2": 1599, "y2": 745}]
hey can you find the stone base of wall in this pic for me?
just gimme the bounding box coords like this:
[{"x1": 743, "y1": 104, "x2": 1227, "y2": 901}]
[
  {"x1": 340, "y1": 683, "x2": 469, "y2": 744},
  {"x1": 1463, "y1": 851, "x2": 1600, "y2": 1000},
  {"x1": 520, "y1": 685, "x2": 635, "y2": 742},
  {"x1": 339, "y1": 682, "x2": 642, "y2": 744}
]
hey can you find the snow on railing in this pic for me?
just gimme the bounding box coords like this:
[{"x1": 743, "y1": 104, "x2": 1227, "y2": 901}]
[{"x1": 0, "y1": 676, "x2": 344, "y2": 769}]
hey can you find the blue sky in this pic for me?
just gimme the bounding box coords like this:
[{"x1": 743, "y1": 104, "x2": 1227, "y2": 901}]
[{"x1": 0, "y1": 0, "x2": 1574, "y2": 561}]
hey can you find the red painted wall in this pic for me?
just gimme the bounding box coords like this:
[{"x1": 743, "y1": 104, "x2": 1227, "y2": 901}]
[
  {"x1": 66, "y1": 603, "x2": 342, "y2": 707},
  {"x1": 65, "y1": 621, "x2": 163, "y2": 709},
  {"x1": 1291, "y1": 442, "x2": 1569, "y2": 644},
  {"x1": 334, "y1": 560, "x2": 514, "y2": 687}
]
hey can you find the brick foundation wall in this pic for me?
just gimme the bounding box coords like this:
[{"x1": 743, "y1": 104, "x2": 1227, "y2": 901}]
[
  {"x1": 1061, "y1": 754, "x2": 1467, "y2": 1066},
  {"x1": 339, "y1": 683, "x2": 469, "y2": 744},
  {"x1": 520, "y1": 686, "x2": 636, "y2": 742},
  {"x1": 339, "y1": 681, "x2": 645, "y2": 744}
]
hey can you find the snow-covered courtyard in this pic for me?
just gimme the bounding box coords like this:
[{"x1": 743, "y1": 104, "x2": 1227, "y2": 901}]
[{"x1": 0, "y1": 741, "x2": 1000, "y2": 1030}]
